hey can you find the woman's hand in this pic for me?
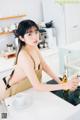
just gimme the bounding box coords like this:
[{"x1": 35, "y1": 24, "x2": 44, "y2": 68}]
[{"x1": 64, "y1": 75, "x2": 79, "y2": 91}]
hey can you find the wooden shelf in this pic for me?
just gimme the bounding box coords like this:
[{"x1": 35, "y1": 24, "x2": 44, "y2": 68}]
[
  {"x1": 0, "y1": 50, "x2": 16, "y2": 58},
  {"x1": 0, "y1": 14, "x2": 26, "y2": 36},
  {"x1": 0, "y1": 14, "x2": 26, "y2": 21},
  {"x1": 0, "y1": 31, "x2": 13, "y2": 35}
]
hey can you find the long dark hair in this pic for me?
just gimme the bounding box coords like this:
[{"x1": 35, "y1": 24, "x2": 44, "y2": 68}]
[
  {"x1": 9, "y1": 20, "x2": 39, "y2": 81},
  {"x1": 15, "y1": 19, "x2": 39, "y2": 64}
]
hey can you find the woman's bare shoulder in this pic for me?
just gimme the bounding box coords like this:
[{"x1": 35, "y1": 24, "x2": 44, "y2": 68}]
[
  {"x1": 35, "y1": 47, "x2": 41, "y2": 54},
  {"x1": 18, "y1": 49, "x2": 28, "y2": 58},
  {"x1": 17, "y1": 49, "x2": 33, "y2": 65}
]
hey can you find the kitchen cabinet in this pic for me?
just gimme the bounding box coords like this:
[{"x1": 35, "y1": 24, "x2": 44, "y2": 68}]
[
  {"x1": 42, "y1": 0, "x2": 80, "y2": 46},
  {"x1": 64, "y1": 3, "x2": 80, "y2": 44},
  {"x1": 41, "y1": 48, "x2": 59, "y2": 83},
  {"x1": 59, "y1": 41, "x2": 80, "y2": 76}
]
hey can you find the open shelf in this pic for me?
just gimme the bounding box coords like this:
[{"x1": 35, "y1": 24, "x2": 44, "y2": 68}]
[
  {"x1": 0, "y1": 14, "x2": 26, "y2": 36},
  {"x1": 0, "y1": 31, "x2": 13, "y2": 36},
  {"x1": 0, "y1": 14, "x2": 26, "y2": 21}
]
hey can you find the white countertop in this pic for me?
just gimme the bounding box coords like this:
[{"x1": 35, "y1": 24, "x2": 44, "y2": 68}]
[
  {"x1": 0, "y1": 57, "x2": 15, "y2": 72},
  {"x1": 4, "y1": 88, "x2": 80, "y2": 120}
]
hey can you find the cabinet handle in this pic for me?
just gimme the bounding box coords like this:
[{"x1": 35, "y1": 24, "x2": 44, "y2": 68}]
[{"x1": 72, "y1": 25, "x2": 78, "y2": 28}]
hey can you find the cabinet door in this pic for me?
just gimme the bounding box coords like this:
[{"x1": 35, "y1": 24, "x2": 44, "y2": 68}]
[
  {"x1": 41, "y1": 53, "x2": 59, "y2": 83},
  {"x1": 64, "y1": 4, "x2": 80, "y2": 44}
]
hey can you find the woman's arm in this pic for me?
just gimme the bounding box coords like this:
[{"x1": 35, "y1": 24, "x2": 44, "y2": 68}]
[
  {"x1": 18, "y1": 50, "x2": 78, "y2": 92},
  {"x1": 36, "y1": 48, "x2": 61, "y2": 83}
]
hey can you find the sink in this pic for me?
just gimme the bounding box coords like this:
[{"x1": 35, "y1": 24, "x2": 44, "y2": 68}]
[{"x1": 47, "y1": 80, "x2": 80, "y2": 106}]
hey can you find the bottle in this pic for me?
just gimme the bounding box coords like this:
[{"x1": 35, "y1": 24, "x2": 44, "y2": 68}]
[
  {"x1": 62, "y1": 72, "x2": 69, "y2": 101},
  {"x1": 62, "y1": 73, "x2": 68, "y2": 83}
]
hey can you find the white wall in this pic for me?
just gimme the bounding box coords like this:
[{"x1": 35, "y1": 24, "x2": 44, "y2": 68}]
[
  {"x1": 42, "y1": 0, "x2": 66, "y2": 47},
  {"x1": 0, "y1": 0, "x2": 43, "y2": 22}
]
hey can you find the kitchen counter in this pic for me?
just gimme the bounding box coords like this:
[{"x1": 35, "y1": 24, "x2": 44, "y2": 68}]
[
  {"x1": 0, "y1": 57, "x2": 15, "y2": 78},
  {"x1": 0, "y1": 47, "x2": 80, "y2": 120},
  {"x1": 5, "y1": 88, "x2": 80, "y2": 120},
  {"x1": 0, "y1": 57, "x2": 15, "y2": 72}
]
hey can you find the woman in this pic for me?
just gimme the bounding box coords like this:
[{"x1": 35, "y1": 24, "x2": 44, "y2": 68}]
[{"x1": 0, "y1": 20, "x2": 78, "y2": 100}]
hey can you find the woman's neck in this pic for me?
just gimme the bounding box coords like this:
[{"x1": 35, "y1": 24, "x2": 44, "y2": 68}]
[{"x1": 24, "y1": 45, "x2": 38, "y2": 51}]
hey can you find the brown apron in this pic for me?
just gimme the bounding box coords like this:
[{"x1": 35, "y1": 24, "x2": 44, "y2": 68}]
[
  {"x1": 4, "y1": 63, "x2": 42, "y2": 99},
  {"x1": 11, "y1": 67, "x2": 42, "y2": 96}
]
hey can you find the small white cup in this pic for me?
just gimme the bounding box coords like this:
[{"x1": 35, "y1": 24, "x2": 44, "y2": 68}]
[{"x1": 12, "y1": 92, "x2": 33, "y2": 110}]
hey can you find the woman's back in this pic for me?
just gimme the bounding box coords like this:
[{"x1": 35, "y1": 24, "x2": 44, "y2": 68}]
[{"x1": 7, "y1": 46, "x2": 42, "y2": 96}]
